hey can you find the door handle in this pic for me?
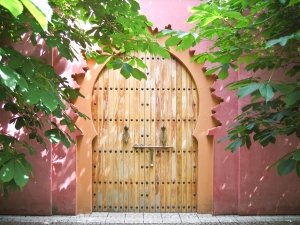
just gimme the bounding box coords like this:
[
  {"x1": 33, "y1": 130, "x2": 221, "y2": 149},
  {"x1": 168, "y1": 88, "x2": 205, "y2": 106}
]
[
  {"x1": 122, "y1": 126, "x2": 130, "y2": 145},
  {"x1": 133, "y1": 145, "x2": 173, "y2": 167}
]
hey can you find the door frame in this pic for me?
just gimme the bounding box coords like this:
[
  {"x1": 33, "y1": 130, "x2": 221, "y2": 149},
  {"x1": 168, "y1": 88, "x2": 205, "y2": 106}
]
[{"x1": 74, "y1": 38, "x2": 215, "y2": 214}]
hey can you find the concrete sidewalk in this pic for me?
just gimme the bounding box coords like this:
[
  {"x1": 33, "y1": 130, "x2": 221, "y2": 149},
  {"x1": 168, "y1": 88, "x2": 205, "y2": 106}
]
[{"x1": 0, "y1": 213, "x2": 300, "y2": 224}]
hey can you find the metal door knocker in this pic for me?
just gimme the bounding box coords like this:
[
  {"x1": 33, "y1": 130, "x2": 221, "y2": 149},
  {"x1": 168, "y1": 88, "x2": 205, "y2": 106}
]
[
  {"x1": 122, "y1": 126, "x2": 130, "y2": 145},
  {"x1": 160, "y1": 126, "x2": 167, "y2": 146}
]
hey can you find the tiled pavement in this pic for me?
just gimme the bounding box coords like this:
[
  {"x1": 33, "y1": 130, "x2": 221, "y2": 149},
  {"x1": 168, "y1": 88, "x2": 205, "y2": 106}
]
[{"x1": 0, "y1": 213, "x2": 300, "y2": 224}]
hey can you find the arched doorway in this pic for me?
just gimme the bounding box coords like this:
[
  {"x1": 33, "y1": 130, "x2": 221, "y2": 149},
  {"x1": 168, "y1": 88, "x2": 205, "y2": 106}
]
[
  {"x1": 91, "y1": 54, "x2": 198, "y2": 212},
  {"x1": 75, "y1": 42, "x2": 214, "y2": 214}
]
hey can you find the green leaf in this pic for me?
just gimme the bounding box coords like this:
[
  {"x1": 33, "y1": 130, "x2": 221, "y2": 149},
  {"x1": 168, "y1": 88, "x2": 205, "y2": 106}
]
[
  {"x1": 40, "y1": 90, "x2": 59, "y2": 112},
  {"x1": 15, "y1": 117, "x2": 25, "y2": 130},
  {"x1": 154, "y1": 47, "x2": 170, "y2": 59},
  {"x1": 120, "y1": 63, "x2": 132, "y2": 79},
  {"x1": 187, "y1": 14, "x2": 201, "y2": 23},
  {"x1": 24, "y1": 86, "x2": 40, "y2": 105},
  {"x1": 135, "y1": 58, "x2": 147, "y2": 69},
  {"x1": 223, "y1": 11, "x2": 244, "y2": 20},
  {"x1": 285, "y1": 91, "x2": 300, "y2": 107},
  {"x1": 205, "y1": 67, "x2": 220, "y2": 75},
  {"x1": 176, "y1": 34, "x2": 194, "y2": 51},
  {"x1": 296, "y1": 162, "x2": 300, "y2": 177},
  {"x1": 95, "y1": 55, "x2": 109, "y2": 64},
  {"x1": 45, "y1": 129, "x2": 60, "y2": 144},
  {"x1": 259, "y1": 83, "x2": 274, "y2": 102},
  {"x1": 14, "y1": 159, "x2": 30, "y2": 188},
  {"x1": 277, "y1": 158, "x2": 296, "y2": 176},
  {"x1": 227, "y1": 78, "x2": 258, "y2": 90},
  {"x1": 293, "y1": 151, "x2": 300, "y2": 161},
  {"x1": 266, "y1": 32, "x2": 300, "y2": 48},
  {"x1": 0, "y1": 65, "x2": 28, "y2": 91},
  {"x1": 237, "y1": 83, "x2": 260, "y2": 98},
  {"x1": 0, "y1": 150, "x2": 14, "y2": 167},
  {"x1": 279, "y1": 0, "x2": 287, "y2": 4},
  {"x1": 226, "y1": 139, "x2": 243, "y2": 152},
  {"x1": 218, "y1": 64, "x2": 229, "y2": 80},
  {"x1": 0, "y1": 160, "x2": 15, "y2": 182},
  {"x1": 0, "y1": 0, "x2": 23, "y2": 18},
  {"x1": 45, "y1": 128, "x2": 71, "y2": 148},
  {"x1": 131, "y1": 68, "x2": 146, "y2": 80},
  {"x1": 165, "y1": 36, "x2": 181, "y2": 47},
  {"x1": 20, "y1": 0, "x2": 53, "y2": 30},
  {"x1": 112, "y1": 59, "x2": 123, "y2": 69},
  {"x1": 200, "y1": 16, "x2": 219, "y2": 26}
]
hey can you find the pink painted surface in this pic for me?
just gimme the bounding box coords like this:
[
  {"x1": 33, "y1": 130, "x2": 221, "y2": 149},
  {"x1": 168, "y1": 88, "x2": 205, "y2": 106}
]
[
  {"x1": 50, "y1": 49, "x2": 85, "y2": 215},
  {"x1": 0, "y1": 37, "x2": 52, "y2": 215},
  {"x1": 0, "y1": 111, "x2": 52, "y2": 215},
  {"x1": 140, "y1": 0, "x2": 300, "y2": 215},
  {"x1": 210, "y1": 74, "x2": 240, "y2": 214},
  {"x1": 0, "y1": 0, "x2": 299, "y2": 216},
  {"x1": 239, "y1": 140, "x2": 300, "y2": 215}
]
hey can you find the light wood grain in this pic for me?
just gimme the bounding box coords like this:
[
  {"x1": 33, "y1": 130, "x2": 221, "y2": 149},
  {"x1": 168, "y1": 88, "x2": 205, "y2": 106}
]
[{"x1": 92, "y1": 53, "x2": 198, "y2": 212}]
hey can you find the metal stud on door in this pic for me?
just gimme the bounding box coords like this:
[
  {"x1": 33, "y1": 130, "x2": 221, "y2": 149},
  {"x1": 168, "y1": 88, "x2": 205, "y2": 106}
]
[{"x1": 92, "y1": 54, "x2": 198, "y2": 212}]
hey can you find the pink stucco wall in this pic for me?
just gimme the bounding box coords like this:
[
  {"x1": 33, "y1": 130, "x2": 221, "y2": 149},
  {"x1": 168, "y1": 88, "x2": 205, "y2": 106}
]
[
  {"x1": 0, "y1": 112, "x2": 52, "y2": 215},
  {"x1": 0, "y1": 38, "x2": 52, "y2": 215},
  {"x1": 141, "y1": 0, "x2": 300, "y2": 215},
  {"x1": 0, "y1": 0, "x2": 299, "y2": 215}
]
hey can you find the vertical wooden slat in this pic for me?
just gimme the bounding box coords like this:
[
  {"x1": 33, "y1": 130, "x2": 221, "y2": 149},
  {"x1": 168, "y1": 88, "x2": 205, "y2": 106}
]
[
  {"x1": 98, "y1": 74, "x2": 104, "y2": 211},
  {"x1": 171, "y1": 57, "x2": 180, "y2": 212},
  {"x1": 143, "y1": 54, "x2": 153, "y2": 212},
  {"x1": 166, "y1": 57, "x2": 176, "y2": 213},
  {"x1": 124, "y1": 75, "x2": 131, "y2": 211},
  {"x1": 117, "y1": 72, "x2": 125, "y2": 211},
  {"x1": 139, "y1": 73, "x2": 146, "y2": 211},
  {"x1": 102, "y1": 69, "x2": 109, "y2": 211},
  {"x1": 191, "y1": 76, "x2": 198, "y2": 212},
  {"x1": 185, "y1": 68, "x2": 192, "y2": 212},
  {"x1": 144, "y1": 72, "x2": 151, "y2": 212},
  {"x1": 92, "y1": 52, "x2": 199, "y2": 213},
  {"x1": 181, "y1": 62, "x2": 188, "y2": 213},
  {"x1": 92, "y1": 74, "x2": 99, "y2": 211}
]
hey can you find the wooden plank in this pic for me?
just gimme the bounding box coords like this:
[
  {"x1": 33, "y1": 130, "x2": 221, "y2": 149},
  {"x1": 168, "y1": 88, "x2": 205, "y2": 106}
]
[
  {"x1": 180, "y1": 61, "x2": 188, "y2": 213},
  {"x1": 116, "y1": 71, "x2": 125, "y2": 211},
  {"x1": 92, "y1": 74, "x2": 99, "y2": 211},
  {"x1": 102, "y1": 68, "x2": 109, "y2": 211},
  {"x1": 155, "y1": 55, "x2": 166, "y2": 213},
  {"x1": 124, "y1": 73, "x2": 133, "y2": 212},
  {"x1": 174, "y1": 60, "x2": 183, "y2": 212},
  {"x1": 144, "y1": 53, "x2": 154, "y2": 212},
  {"x1": 191, "y1": 77, "x2": 198, "y2": 212},
  {"x1": 139, "y1": 65, "x2": 146, "y2": 212},
  {"x1": 129, "y1": 75, "x2": 140, "y2": 212},
  {"x1": 166, "y1": 57, "x2": 177, "y2": 213},
  {"x1": 185, "y1": 67, "x2": 192, "y2": 212},
  {"x1": 170, "y1": 56, "x2": 180, "y2": 212},
  {"x1": 107, "y1": 68, "x2": 115, "y2": 212},
  {"x1": 98, "y1": 73, "x2": 104, "y2": 211},
  {"x1": 146, "y1": 55, "x2": 160, "y2": 212}
]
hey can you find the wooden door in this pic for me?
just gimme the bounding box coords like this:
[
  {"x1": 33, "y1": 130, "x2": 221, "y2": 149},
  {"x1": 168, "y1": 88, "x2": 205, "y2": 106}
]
[{"x1": 92, "y1": 54, "x2": 198, "y2": 212}]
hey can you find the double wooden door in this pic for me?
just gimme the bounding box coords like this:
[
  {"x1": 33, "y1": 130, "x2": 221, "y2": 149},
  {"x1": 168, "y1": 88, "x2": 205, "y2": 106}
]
[{"x1": 92, "y1": 54, "x2": 198, "y2": 212}]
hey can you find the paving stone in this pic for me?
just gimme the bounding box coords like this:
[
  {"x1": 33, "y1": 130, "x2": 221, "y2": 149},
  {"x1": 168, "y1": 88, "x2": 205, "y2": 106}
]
[{"x1": 1, "y1": 213, "x2": 300, "y2": 225}]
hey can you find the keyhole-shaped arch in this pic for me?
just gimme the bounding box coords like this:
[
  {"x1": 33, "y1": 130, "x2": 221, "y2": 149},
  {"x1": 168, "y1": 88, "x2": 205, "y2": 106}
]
[{"x1": 74, "y1": 38, "x2": 215, "y2": 214}]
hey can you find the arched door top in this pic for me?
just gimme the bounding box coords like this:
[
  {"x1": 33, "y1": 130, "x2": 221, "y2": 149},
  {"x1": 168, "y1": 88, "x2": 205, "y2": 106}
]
[{"x1": 74, "y1": 38, "x2": 215, "y2": 214}]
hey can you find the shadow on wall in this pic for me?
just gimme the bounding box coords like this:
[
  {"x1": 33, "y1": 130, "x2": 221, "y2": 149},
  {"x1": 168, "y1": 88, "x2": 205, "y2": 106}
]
[
  {"x1": 0, "y1": 106, "x2": 52, "y2": 215},
  {"x1": 239, "y1": 137, "x2": 300, "y2": 215}
]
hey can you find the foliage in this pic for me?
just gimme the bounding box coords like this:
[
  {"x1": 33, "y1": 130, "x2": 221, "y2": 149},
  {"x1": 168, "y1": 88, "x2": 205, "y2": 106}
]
[
  {"x1": 0, "y1": 0, "x2": 169, "y2": 194},
  {"x1": 158, "y1": 0, "x2": 300, "y2": 177}
]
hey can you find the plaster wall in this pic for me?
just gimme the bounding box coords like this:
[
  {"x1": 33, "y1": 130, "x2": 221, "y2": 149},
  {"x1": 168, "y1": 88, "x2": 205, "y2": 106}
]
[
  {"x1": 0, "y1": 0, "x2": 299, "y2": 216},
  {"x1": 0, "y1": 38, "x2": 52, "y2": 215},
  {"x1": 140, "y1": 0, "x2": 300, "y2": 215}
]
